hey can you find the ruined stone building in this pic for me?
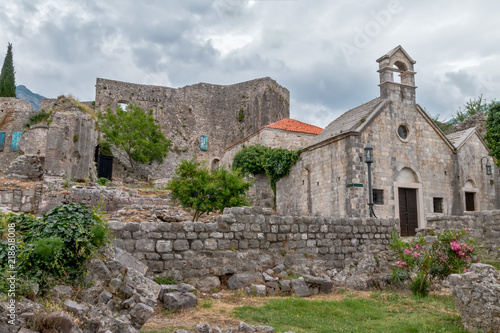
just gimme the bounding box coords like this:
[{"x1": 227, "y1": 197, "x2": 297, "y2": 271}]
[
  {"x1": 276, "y1": 46, "x2": 498, "y2": 236},
  {"x1": 95, "y1": 77, "x2": 290, "y2": 179},
  {"x1": 0, "y1": 97, "x2": 98, "y2": 181}
]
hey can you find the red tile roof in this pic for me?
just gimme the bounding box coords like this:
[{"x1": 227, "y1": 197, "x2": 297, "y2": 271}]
[{"x1": 265, "y1": 117, "x2": 323, "y2": 135}]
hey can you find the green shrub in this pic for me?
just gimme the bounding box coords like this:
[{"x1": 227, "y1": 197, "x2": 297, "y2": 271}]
[
  {"x1": 167, "y1": 159, "x2": 251, "y2": 221},
  {"x1": 154, "y1": 276, "x2": 177, "y2": 285},
  {"x1": 410, "y1": 274, "x2": 430, "y2": 297},
  {"x1": 0, "y1": 204, "x2": 110, "y2": 292},
  {"x1": 98, "y1": 177, "x2": 110, "y2": 186}
]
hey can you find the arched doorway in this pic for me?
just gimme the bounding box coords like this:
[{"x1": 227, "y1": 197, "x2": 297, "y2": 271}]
[
  {"x1": 394, "y1": 167, "x2": 424, "y2": 236},
  {"x1": 211, "y1": 158, "x2": 220, "y2": 171}
]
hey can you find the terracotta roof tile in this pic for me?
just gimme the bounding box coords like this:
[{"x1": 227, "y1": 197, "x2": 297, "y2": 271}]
[{"x1": 265, "y1": 117, "x2": 323, "y2": 135}]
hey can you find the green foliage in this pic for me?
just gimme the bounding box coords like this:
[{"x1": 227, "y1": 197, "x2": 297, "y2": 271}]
[
  {"x1": 452, "y1": 94, "x2": 492, "y2": 125},
  {"x1": 410, "y1": 274, "x2": 430, "y2": 298},
  {"x1": 238, "y1": 108, "x2": 245, "y2": 122},
  {"x1": 154, "y1": 276, "x2": 177, "y2": 285},
  {"x1": 233, "y1": 144, "x2": 271, "y2": 175},
  {"x1": 0, "y1": 43, "x2": 15, "y2": 98},
  {"x1": 98, "y1": 103, "x2": 171, "y2": 168},
  {"x1": 201, "y1": 299, "x2": 213, "y2": 308},
  {"x1": 98, "y1": 177, "x2": 110, "y2": 186},
  {"x1": 24, "y1": 110, "x2": 52, "y2": 128},
  {"x1": 167, "y1": 159, "x2": 251, "y2": 221},
  {"x1": 0, "y1": 204, "x2": 110, "y2": 292},
  {"x1": 427, "y1": 112, "x2": 452, "y2": 133},
  {"x1": 98, "y1": 141, "x2": 113, "y2": 156},
  {"x1": 485, "y1": 102, "x2": 500, "y2": 166},
  {"x1": 232, "y1": 145, "x2": 301, "y2": 204},
  {"x1": 390, "y1": 229, "x2": 477, "y2": 297},
  {"x1": 263, "y1": 148, "x2": 301, "y2": 192}
]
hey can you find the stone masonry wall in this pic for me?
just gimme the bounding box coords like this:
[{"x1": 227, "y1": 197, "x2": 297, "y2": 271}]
[
  {"x1": 109, "y1": 206, "x2": 400, "y2": 283},
  {"x1": 44, "y1": 109, "x2": 98, "y2": 181},
  {"x1": 0, "y1": 98, "x2": 34, "y2": 172},
  {"x1": 0, "y1": 183, "x2": 43, "y2": 213},
  {"x1": 425, "y1": 211, "x2": 500, "y2": 262},
  {"x1": 95, "y1": 77, "x2": 290, "y2": 179}
]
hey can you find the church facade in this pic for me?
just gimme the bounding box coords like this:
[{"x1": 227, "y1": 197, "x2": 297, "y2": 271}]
[{"x1": 276, "y1": 46, "x2": 498, "y2": 236}]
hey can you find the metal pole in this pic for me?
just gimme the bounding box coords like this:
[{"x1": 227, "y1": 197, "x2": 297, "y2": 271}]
[{"x1": 367, "y1": 162, "x2": 376, "y2": 218}]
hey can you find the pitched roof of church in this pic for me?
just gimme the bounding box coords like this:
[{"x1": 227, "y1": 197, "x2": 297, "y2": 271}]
[
  {"x1": 446, "y1": 127, "x2": 478, "y2": 150},
  {"x1": 265, "y1": 117, "x2": 323, "y2": 134},
  {"x1": 306, "y1": 97, "x2": 386, "y2": 148},
  {"x1": 376, "y1": 45, "x2": 416, "y2": 64}
]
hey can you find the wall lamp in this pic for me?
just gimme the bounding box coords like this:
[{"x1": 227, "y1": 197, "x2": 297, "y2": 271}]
[
  {"x1": 364, "y1": 142, "x2": 376, "y2": 218},
  {"x1": 481, "y1": 157, "x2": 492, "y2": 176}
]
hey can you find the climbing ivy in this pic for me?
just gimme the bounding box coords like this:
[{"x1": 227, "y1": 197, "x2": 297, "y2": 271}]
[{"x1": 485, "y1": 102, "x2": 500, "y2": 166}]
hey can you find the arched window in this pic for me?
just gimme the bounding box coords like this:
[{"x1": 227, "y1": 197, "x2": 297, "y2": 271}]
[{"x1": 392, "y1": 61, "x2": 407, "y2": 84}]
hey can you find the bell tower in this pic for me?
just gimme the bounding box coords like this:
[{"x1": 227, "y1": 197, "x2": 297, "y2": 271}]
[{"x1": 376, "y1": 46, "x2": 417, "y2": 104}]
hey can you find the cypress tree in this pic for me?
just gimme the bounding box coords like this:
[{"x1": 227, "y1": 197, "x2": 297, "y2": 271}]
[{"x1": 0, "y1": 43, "x2": 16, "y2": 97}]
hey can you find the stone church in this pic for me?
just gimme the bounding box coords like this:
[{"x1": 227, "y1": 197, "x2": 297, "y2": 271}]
[{"x1": 276, "y1": 46, "x2": 498, "y2": 236}]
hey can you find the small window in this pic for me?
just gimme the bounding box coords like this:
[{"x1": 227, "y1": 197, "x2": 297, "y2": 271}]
[
  {"x1": 433, "y1": 198, "x2": 443, "y2": 213},
  {"x1": 397, "y1": 125, "x2": 408, "y2": 140},
  {"x1": 373, "y1": 189, "x2": 384, "y2": 205}
]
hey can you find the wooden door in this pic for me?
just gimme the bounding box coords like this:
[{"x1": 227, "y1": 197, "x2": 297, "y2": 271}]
[
  {"x1": 399, "y1": 188, "x2": 418, "y2": 236},
  {"x1": 465, "y1": 192, "x2": 475, "y2": 211}
]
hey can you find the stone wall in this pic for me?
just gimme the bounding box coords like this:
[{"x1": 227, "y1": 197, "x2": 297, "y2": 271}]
[
  {"x1": 425, "y1": 211, "x2": 500, "y2": 262},
  {"x1": 246, "y1": 174, "x2": 274, "y2": 208},
  {"x1": 448, "y1": 112, "x2": 487, "y2": 137},
  {"x1": 44, "y1": 109, "x2": 98, "y2": 181},
  {"x1": 0, "y1": 183, "x2": 43, "y2": 213},
  {"x1": 95, "y1": 77, "x2": 290, "y2": 179},
  {"x1": 449, "y1": 263, "x2": 500, "y2": 333},
  {"x1": 0, "y1": 181, "x2": 170, "y2": 215},
  {"x1": 109, "y1": 206, "x2": 399, "y2": 283},
  {"x1": 0, "y1": 98, "x2": 34, "y2": 172}
]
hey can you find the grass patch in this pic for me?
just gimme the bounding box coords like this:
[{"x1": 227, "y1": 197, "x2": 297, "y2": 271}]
[
  {"x1": 154, "y1": 276, "x2": 177, "y2": 285},
  {"x1": 233, "y1": 291, "x2": 467, "y2": 333}
]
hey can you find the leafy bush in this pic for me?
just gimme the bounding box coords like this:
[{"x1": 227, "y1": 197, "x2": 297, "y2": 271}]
[
  {"x1": 390, "y1": 229, "x2": 477, "y2": 297},
  {"x1": 98, "y1": 103, "x2": 171, "y2": 168},
  {"x1": 167, "y1": 159, "x2": 251, "y2": 221},
  {"x1": 0, "y1": 204, "x2": 109, "y2": 292},
  {"x1": 233, "y1": 144, "x2": 271, "y2": 175},
  {"x1": 263, "y1": 148, "x2": 301, "y2": 194},
  {"x1": 232, "y1": 144, "x2": 300, "y2": 204},
  {"x1": 98, "y1": 177, "x2": 110, "y2": 186}
]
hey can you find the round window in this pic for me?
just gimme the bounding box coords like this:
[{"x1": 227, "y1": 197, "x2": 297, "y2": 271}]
[{"x1": 398, "y1": 125, "x2": 409, "y2": 140}]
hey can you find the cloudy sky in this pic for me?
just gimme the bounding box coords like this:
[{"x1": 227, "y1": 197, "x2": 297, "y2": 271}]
[{"x1": 1, "y1": 0, "x2": 498, "y2": 127}]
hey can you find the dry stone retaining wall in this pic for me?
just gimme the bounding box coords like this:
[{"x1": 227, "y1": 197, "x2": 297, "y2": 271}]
[
  {"x1": 425, "y1": 211, "x2": 500, "y2": 261},
  {"x1": 109, "y1": 206, "x2": 400, "y2": 283}
]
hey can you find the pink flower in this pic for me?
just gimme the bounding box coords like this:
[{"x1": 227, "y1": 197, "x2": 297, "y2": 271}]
[
  {"x1": 397, "y1": 261, "x2": 407, "y2": 268},
  {"x1": 463, "y1": 268, "x2": 470, "y2": 273},
  {"x1": 404, "y1": 248, "x2": 411, "y2": 255},
  {"x1": 458, "y1": 251, "x2": 465, "y2": 256},
  {"x1": 415, "y1": 244, "x2": 421, "y2": 250},
  {"x1": 413, "y1": 252, "x2": 420, "y2": 258}
]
